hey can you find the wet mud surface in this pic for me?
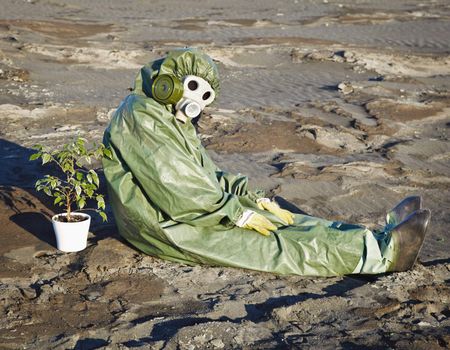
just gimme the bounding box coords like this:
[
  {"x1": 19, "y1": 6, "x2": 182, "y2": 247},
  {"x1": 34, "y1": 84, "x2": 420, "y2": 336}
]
[{"x1": 1, "y1": 0, "x2": 449, "y2": 349}]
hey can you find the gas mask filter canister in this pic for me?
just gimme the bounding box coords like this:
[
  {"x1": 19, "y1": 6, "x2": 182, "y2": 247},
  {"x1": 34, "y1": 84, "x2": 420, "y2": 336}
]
[{"x1": 152, "y1": 74, "x2": 215, "y2": 123}]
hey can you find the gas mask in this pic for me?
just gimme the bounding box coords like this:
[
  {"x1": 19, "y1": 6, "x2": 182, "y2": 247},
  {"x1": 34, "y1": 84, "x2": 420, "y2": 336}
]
[{"x1": 151, "y1": 74, "x2": 215, "y2": 123}]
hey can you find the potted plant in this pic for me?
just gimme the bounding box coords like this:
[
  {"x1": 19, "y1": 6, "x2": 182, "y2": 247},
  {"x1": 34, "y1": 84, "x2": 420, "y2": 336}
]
[{"x1": 29, "y1": 137, "x2": 113, "y2": 252}]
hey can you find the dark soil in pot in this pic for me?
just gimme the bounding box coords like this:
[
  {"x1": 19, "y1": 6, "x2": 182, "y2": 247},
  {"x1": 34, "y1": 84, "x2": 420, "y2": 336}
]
[{"x1": 54, "y1": 214, "x2": 89, "y2": 223}]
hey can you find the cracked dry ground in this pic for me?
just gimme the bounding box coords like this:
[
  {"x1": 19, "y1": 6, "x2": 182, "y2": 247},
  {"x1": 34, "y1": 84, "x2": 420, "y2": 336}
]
[{"x1": 1, "y1": 0, "x2": 450, "y2": 349}]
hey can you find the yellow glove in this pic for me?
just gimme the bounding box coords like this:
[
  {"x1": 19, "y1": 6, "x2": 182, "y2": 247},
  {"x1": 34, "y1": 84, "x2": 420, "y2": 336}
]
[
  {"x1": 236, "y1": 210, "x2": 277, "y2": 236},
  {"x1": 257, "y1": 198, "x2": 294, "y2": 225}
]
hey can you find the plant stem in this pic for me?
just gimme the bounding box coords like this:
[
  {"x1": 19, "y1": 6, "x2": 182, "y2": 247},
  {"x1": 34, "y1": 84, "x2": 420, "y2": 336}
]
[
  {"x1": 66, "y1": 194, "x2": 71, "y2": 222},
  {"x1": 65, "y1": 170, "x2": 72, "y2": 222}
]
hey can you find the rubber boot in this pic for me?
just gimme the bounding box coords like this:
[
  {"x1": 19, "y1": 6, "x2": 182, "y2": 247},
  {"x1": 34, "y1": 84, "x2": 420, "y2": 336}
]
[
  {"x1": 388, "y1": 196, "x2": 422, "y2": 225},
  {"x1": 388, "y1": 209, "x2": 431, "y2": 272}
]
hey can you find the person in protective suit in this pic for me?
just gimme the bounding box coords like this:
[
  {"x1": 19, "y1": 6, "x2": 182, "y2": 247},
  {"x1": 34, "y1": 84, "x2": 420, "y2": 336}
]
[{"x1": 102, "y1": 48, "x2": 431, "y2": 276}]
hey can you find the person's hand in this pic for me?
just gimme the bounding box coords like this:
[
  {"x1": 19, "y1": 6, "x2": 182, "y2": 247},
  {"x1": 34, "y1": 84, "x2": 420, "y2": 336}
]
[
  {"x1": 257, "y1": 198, "x2": 294, "y2": 225},
  {"x1": 236, "y1": 210, "x2": 277, "y2": 236}
]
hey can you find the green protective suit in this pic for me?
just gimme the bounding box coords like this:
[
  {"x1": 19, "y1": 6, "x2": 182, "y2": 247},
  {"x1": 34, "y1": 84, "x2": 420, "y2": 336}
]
[{"x1": 102, "y1": 48, "x2": 392, "y2": 277}]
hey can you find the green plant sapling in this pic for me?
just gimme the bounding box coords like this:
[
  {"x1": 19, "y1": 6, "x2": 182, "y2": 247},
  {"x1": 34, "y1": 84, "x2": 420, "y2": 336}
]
[{"x1": 29, "y1": 137, "x2": 113, "y2": 222}]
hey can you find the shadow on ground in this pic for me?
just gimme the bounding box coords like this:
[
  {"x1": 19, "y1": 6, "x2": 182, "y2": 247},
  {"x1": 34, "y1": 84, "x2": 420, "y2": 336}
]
[{"x1": 125, "y1": 275, "x2": 375, "y2": 348}]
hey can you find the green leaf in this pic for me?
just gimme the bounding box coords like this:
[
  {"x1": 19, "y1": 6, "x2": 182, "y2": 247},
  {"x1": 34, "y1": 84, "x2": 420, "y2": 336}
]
[
  {"x1": 75, "y1": 185, "x2": 81, "y2": 197},
  {"x1": 97, "y1": 195, "x2": 105, "y2": 210},
  {"x1": 54, "y1": 196, "x2": 63, "y2": 205},
  {"x1": 99, "y1": 211, "x2": 107, "y2": 222},
  {"x1": 103, "y1": 148, "x2": 113, "y2": 159},
  {"x1": 86, "y1": 173, "x2": 93, "y2": 183},
  {"x1": 29, "y1": 153, "x2": 41, "y2": 161},
  {"x1": 76, "y1": 172, "x2": 83, "y2": 181},
  {"x1": 90, "y1": 170, "x2": 99, "y2": 187},
  {"x1": 76, "y1": 137, "x2": 85, "y2": 147},
  {"x1": 43, "y1": 188, "x2": 52, "y2": 196},
  {"x1": 57, "y1": 150, "x2": 66, "y2": 162},
  {"x1": 63, "y1": 163, "x2": 74, "y2": 174},
  {"x1": 42, "y1": 153, "x2": 52, "y2": 165},
  {"x1": 77, "y1": 197, "x2": 86, "y2": 209}
]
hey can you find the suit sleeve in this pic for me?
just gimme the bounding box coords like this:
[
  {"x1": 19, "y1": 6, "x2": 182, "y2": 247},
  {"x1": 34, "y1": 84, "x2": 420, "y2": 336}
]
[{"x1": 107, "y1": 101, "x2": 244, "y2": 227}]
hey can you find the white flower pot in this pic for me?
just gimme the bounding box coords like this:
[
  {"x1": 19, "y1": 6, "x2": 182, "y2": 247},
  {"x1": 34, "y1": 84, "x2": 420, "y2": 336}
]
[{"x1": 52, "y1": 212, "x2": 91, "y2": 252}]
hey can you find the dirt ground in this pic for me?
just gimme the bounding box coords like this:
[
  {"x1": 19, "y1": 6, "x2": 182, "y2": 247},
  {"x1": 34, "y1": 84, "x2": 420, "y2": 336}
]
[{"x1": 0, "y1": 0, "x2": 449, "y2": 349}]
